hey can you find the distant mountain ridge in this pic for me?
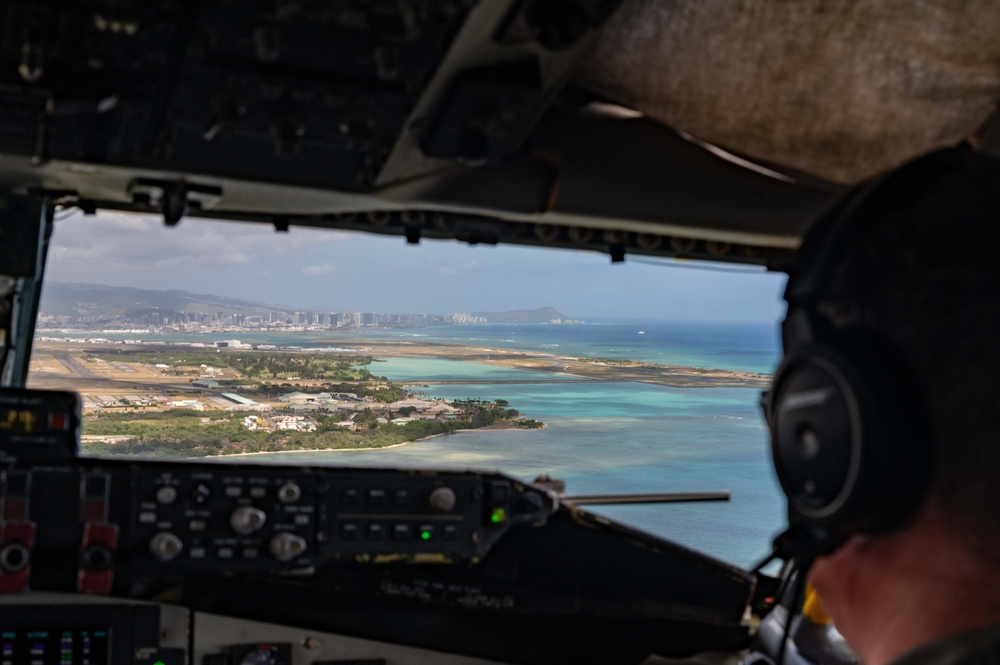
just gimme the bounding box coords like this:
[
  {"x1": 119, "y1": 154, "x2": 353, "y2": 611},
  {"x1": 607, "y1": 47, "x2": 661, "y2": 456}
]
[
  {"x1": 39, "y1": 283, "x2": 573, "y2": 324},
  {"x1": 470, "y1": 306, "x2": 576, "y2": 323},
  {"x1": 39, "y1": 282, "x2": 297, "y2": 319}
]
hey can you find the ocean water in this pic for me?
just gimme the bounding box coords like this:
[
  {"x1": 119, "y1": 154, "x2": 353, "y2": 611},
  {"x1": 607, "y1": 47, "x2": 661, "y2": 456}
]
[{"x1": 216, "y1": 321, "x2": 789, "y2": 569}]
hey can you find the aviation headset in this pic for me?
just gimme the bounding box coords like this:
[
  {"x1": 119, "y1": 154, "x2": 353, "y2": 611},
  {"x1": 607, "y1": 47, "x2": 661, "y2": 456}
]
[{"x1": 762, "y1": 147, "x2": 974, "y2": 563}]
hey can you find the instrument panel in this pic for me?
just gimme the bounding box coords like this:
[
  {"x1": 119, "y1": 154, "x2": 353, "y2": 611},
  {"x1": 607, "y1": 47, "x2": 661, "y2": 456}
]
[{"x1": 0, "y1": 459, "x2": 556, "y2": 595}]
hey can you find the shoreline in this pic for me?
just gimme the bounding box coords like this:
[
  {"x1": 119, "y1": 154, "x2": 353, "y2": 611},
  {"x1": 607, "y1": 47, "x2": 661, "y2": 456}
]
[
  {"x1": 202, "y1": 438, "x2": 420, "y2": 458},
  {"x1": 202, "y1": 423, "x2": 545, "y2": 459}
]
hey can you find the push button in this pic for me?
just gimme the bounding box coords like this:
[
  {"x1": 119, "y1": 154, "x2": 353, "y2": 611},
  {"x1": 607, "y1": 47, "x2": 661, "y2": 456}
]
[
  {"x1": 392, "y1": 524, "x2": 411, "y2": 541},
  {"x1": 340, "y1": 524, "x2": 359, "y2": 540},
  {"x1": 490, "y1": 482, "x2": 510, "y2": 503},
  {"x1": 85, "y1": 476, "x2": 108, "y2": 499},
  {"x1": 367, "y1": 524, "x2": 385, "y2": 540},
  {"x1": 341, "y1": 488, "x2": 359, "y2": 504},
  {"x1": 367, "y1": 488, "x2": 387, "y2": 505},
  {"x1": 191, "y1": 483, "x2": 211, "y2": 504},
  {"x1": 442, "y1": 525, "x2": 458, "y2": 542}
]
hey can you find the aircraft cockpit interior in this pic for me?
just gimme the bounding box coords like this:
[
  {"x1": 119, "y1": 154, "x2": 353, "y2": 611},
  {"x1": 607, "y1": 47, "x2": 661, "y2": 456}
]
[{"x1": 0, "y1": 2, "x2": 998, "y2": 664}]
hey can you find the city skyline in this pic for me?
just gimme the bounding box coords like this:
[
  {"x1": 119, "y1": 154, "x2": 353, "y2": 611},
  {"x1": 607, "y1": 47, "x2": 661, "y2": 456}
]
[{"x1": 45, "y1": 211, "x2": 789, "y2": 323}]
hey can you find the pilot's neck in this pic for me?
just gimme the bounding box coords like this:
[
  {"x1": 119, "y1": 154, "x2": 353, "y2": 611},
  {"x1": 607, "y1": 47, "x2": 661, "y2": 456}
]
[{"x1": 809, "y1": 504, "x2": 1000, "y2": 665}]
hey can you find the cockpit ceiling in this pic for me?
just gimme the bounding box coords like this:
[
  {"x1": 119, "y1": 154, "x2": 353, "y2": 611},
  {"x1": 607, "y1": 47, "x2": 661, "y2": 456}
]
[
  {"x1": 1, "y1": 1, "x2": 996, "y2": 265},
  {"x1": 577, "y1": 0, "x2": 1000, "y2": 185}
]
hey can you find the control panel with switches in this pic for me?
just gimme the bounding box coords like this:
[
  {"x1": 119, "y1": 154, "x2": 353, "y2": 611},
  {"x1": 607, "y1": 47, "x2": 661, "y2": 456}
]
[{"x1": 0, "y1": 458, "x2": 557, "y2": 593}]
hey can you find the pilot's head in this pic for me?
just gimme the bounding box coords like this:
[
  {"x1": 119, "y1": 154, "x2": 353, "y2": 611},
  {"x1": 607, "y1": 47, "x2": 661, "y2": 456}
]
[{"x1": 765, "y1": 145, "x2": 1000, "y2": 665}]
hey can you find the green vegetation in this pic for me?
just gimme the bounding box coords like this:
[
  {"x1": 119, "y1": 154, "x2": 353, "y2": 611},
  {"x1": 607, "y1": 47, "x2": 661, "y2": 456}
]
[
  {"x1": 85, "y1": 348, "x2": 376, "y2": 381},
  {"x1": 225, "y1": 353, "x2": 374, "y2": 380},
  {"x1": 80, "y1": 398, "x2": 543, "y2": 458},
  {"x1": 81, "y1": 408, "x2": 469, "y2": 458}
]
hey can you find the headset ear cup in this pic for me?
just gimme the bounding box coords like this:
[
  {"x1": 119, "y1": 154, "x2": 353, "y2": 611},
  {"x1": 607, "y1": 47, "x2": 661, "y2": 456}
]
[
  {"x1": 770, "y1": 345, "x2": 865, "y2": 530},
  {"x1": 769, "y1": 339, "x2": 932, "y2": 551}
]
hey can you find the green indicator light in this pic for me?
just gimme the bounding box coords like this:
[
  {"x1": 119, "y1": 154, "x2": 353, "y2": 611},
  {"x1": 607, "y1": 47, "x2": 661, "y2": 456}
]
[
  {"x1": 490, "y1": 508, "x2": 507, "y2": 524},
  {"x1": 154, "y1": 661, "x2": 166, "y2": 665},
  {"x1": 420, "y1": 531, "x2": 431, "y2": 541}
]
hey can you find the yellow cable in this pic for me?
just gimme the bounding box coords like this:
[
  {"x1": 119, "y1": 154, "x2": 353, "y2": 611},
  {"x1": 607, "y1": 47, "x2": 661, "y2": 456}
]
[{"x1": 803, "y1": 581, "x2": 832, "y2": 625}]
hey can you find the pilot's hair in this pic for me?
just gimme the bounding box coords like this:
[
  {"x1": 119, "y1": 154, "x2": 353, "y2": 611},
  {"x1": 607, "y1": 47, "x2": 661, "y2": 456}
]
[{"x1": 827, "y1": 149, "x2": 1000, "y2": 557}]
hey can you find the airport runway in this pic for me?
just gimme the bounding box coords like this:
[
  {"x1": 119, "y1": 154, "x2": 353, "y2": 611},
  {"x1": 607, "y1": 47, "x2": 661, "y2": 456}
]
[{"x1": 54, "y1": 354, "x2": 98, "y2": 379}]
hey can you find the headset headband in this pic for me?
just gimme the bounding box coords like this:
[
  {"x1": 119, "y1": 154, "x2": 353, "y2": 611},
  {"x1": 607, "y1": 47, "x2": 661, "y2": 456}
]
[{"x1": 783, "y1": 144, "x2": 973, "y2": 313}]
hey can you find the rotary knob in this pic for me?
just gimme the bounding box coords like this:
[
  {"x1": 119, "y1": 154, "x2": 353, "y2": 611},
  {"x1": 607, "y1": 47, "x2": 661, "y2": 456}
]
[
  {"x1": 277, "y1": 483, "x2": 301, "y2": 504},
  {"x1": 82, "y1": 545, "x2": 113, "y2": 572},
  {"x1": 155, "y1": 485, "x2": 178, "y2": 505},
  {"x1": 230, "y1": 506, "x2": 267, "y2": 535},
  {"x1": 0, "y1": 543, "x2": 30, "y2": 572},
  {"x1": 428, "y1": 487, "x2": 456, "y2": 512},
  {"x1": 149, "y1": 532, "x2": 183, "y2": 562},
  {"x1": 270, "y1": 532, "x2": 307, "y2": 562}
]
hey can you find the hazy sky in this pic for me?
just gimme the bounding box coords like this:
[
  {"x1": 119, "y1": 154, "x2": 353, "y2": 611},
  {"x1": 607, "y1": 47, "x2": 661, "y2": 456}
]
[{"x1": 45, "y1": 211, "x2": 788, "y2": 323}]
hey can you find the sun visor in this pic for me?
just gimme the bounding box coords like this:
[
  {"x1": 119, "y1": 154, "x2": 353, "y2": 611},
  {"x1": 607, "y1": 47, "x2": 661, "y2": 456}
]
[{"x1": 576, "y1": 0, "x2": 1000, "y2": 184}]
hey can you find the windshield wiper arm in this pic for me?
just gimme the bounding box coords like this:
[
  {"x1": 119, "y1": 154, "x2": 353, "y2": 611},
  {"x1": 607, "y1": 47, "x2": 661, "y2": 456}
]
[{"x1": 559, "y1": 491, "x2": 730, "y2": 506}]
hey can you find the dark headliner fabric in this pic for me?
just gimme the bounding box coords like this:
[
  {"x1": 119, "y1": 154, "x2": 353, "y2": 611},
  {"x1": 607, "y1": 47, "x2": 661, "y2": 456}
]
[{"x1": 576, "y1": 0, "x2": 1000, "y2": 184}]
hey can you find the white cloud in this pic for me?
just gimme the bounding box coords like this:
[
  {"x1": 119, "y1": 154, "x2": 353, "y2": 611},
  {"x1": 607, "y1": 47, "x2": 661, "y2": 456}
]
[
  {"x1": 46, "y1": 211, "x2": 350, "y2": 281},
  {"x1": 437, "y1": 260, "x2": 482, "y2": 275},
  {"x1": 301, "y1": 263, "x2": 336, "y2": 276}
]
